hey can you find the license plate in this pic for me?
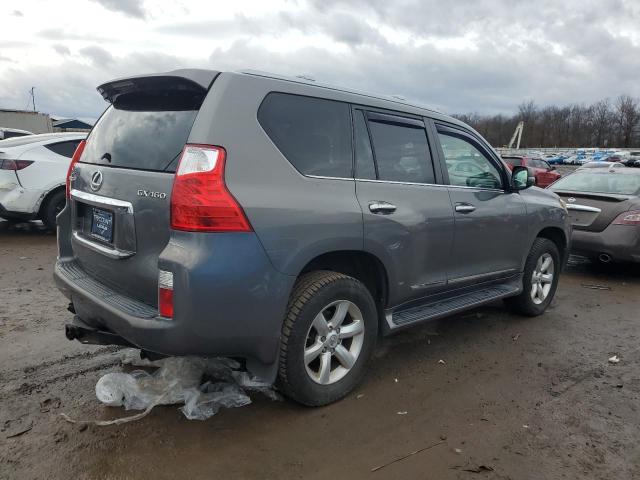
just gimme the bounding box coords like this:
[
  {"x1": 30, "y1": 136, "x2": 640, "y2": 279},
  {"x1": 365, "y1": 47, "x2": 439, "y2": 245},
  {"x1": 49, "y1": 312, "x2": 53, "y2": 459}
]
[{"x1": 90, "y1": 208, "x2": 114, "y2": 243}]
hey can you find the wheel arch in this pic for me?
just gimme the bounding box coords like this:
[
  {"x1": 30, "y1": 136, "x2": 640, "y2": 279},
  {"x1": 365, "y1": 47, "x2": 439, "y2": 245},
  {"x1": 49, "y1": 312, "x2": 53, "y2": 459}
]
[
  {"x1": 536, "y1": 226, "x2": 568, "y2": 265},
  {"x1": 297, "y1": 250, "x2": 389, "y2": 328},
  {"x1": 37, "y1": 183, "x2": 65, "y2": 217}
]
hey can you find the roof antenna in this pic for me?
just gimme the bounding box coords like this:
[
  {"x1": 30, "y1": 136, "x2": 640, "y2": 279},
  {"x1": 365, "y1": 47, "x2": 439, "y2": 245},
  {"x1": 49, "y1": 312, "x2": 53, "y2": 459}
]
[{"x1": 29, "y1": 87, "x2": 36, "y2": 112}]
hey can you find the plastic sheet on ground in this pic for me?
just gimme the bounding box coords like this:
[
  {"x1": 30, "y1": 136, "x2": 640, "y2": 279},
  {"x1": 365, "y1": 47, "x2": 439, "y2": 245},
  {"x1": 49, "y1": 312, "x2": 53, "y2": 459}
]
[{"x1": 89, "y1": 350, "x2": 280, "y2": 423}]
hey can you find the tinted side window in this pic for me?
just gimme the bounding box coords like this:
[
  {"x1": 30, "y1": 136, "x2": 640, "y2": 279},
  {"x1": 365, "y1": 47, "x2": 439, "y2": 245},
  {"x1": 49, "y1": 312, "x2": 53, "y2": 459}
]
[
  {"x1": 367, "y1": 119, "x2": 435, "y2": 183},
  {"x1": 3, "y1": 131, "x2": 30, "y2": 139},
  {"x1": 354, "y1": 110, "x2": 376, "y2": 179},
  {"x1": 438, "y1": 132, "x2": 503, "y2": 189},
  {"x1": 44, "y1": 141, "x2": 80, "y2": 158},
  {"x1": 258, "y1": 93, "x2": 352, "y2": 178}
]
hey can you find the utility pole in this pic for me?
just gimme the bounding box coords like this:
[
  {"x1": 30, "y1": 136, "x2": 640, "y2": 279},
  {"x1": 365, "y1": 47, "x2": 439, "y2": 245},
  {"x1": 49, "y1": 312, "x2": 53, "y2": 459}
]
[{"x1": 29, "y1": 87, "x2": 36, "y2": 112}]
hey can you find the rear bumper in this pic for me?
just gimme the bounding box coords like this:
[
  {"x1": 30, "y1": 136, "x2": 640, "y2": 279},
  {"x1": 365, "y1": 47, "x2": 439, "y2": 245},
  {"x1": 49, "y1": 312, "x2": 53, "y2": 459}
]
[
  {"x1": 54, "y1": 230, "x2": 296, "y2": 381},
  {"x1": 0, "y1": 173, "x2": 42, "y2": 216},
  {"x1": 571, "y1": 225, "x2": 640, "y2": 263}
]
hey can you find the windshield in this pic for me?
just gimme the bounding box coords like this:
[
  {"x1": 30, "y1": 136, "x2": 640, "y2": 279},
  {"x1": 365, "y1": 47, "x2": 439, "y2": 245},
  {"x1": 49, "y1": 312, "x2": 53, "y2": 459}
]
[{"x1": 551, "y1": 172, "x2": 640, "y2": 195}]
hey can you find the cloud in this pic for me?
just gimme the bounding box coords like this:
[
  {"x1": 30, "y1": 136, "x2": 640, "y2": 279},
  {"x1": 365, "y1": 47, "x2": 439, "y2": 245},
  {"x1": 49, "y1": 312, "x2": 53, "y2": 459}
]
[
  {"x1": 1, "y1": 0, "x2": 640, "y2": 120},
  {"x1": 53, "y1": 44, "x2": 71, "y2": 56},
  {"x1": 80, "y1": 46, "x2": 115, "y2": 66},
  {"x1": 37, "y1": 28, "x2": 111, "y2": 42},
  {"x1": 91, "y1": 0, "x2": 147, "y2": 19}
]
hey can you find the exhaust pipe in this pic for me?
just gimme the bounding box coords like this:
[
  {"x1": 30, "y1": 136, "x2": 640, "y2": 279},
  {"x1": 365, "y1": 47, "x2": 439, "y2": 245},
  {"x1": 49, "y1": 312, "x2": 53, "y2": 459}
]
[
  {"x1": 65, "y1": 324, "x2": 83, "y2": 341},
  {"x1": 598, "y1": 253, "x2": 612, "y2": 263}
]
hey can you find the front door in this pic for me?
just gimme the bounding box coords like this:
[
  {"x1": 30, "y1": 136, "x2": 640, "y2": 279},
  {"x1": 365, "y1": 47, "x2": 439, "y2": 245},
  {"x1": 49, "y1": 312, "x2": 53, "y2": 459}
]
[
  {"x1": 433, "y1": 123, "x2": 528, "y2": 287},
  {"x1": 353, "y1": 109, "x2": 454, "y2": 307}
]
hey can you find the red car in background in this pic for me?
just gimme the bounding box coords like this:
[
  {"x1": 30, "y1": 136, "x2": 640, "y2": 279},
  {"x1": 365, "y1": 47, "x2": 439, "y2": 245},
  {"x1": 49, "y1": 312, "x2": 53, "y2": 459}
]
[{"x1": 502, "y1": 155, "x2": 562, "y2": 188}]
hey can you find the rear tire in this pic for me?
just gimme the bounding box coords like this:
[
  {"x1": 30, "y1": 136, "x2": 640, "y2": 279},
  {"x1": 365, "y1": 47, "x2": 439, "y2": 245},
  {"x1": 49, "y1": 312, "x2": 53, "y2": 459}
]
[
  {"x1": 505, "y1": 238, "x2": 560, "y2": 316},
  {"x1": 277, "y1": 271, "x2": 377, "y2": 406},
  {"x1": 41, "y1": 189, "x2": 66, "y2": 230}
]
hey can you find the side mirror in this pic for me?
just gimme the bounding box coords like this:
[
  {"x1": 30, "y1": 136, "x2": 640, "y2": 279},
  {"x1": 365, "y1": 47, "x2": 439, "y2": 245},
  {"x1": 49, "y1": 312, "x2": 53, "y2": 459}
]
[
  {"x1": 511, "y1": 166, "x2": 535, "y2": 190},
  {"x1": 549, "y1": 166, "x2": 556, "y2": 171}
]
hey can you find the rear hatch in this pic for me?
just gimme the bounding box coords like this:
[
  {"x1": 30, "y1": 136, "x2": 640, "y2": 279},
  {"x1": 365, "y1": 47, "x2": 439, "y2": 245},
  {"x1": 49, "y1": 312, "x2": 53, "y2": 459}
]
[
  {"x1": 553, "y1": 191, "x2": 633, "y2": 232},
  {"x1": 69, "y1": 71, "x2": 217, "y2": 306}
]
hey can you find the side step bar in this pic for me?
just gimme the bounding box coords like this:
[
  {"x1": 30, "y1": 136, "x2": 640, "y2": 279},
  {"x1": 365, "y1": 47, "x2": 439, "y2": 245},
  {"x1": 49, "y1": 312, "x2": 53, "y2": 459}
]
[{"x1": 388, "y1": 283, "x2": 521, "y2": 329}]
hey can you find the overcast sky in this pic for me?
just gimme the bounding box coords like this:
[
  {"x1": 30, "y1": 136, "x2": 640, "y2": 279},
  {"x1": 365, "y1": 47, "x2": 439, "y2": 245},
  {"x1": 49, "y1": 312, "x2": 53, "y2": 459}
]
[{"x1": 1, "y1": 0, "x2": 639, "y2": 122}]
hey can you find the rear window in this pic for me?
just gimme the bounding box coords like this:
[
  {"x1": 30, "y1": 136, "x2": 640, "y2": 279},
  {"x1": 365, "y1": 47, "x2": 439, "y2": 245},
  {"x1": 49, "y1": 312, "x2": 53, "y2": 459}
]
[
  {"x1": 258, "y1": 93, "x2": 352, "y2": 178},
  {"x1": 551, "y1": 172, "x2": 640, "y2": 195},
  {"x1": 2, "y1": 131, "x2": 31, "y2": 139},
  {"x1": 502, "y1": 156, "x2": 522, "y2": 166},
  {"x1": 81, "y1": 91, "x2": 201, "y2": 172}
]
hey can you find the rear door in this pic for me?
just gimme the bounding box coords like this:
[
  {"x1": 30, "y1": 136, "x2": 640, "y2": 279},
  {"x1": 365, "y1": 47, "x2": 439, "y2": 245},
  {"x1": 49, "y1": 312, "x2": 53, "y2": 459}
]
[
  {"x1": 68, "y1": 75, "x2": 212, "y2": 306},
  {"x1": 353, "y1": 109, "x2": 454, "y2": 307},
  {"x1": 433, "y1": 123, "x2": 528, "y2": 286}
]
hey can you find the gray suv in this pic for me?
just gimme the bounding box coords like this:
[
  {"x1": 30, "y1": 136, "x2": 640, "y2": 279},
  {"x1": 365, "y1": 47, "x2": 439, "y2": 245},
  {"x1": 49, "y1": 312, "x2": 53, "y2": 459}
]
[{"x1": 55, "y1": 69, "x2": 571, "y2": 405}]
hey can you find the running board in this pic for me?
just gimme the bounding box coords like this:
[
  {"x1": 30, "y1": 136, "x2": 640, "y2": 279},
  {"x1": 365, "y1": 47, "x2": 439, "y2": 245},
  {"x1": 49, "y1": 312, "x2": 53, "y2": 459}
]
[{"x1": 388, "y1": 284, "x2": 521, "y2": 329}]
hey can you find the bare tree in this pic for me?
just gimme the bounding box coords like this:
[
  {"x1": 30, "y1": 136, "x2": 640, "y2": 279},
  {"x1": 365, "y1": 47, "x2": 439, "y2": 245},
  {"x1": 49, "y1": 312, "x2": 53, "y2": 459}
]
[
  {"x1": 455, "y1": 95, "x2": 640, "y2": 148},
  {"x1": 615, "y1": 95, "x2": 639, "y2": 148}
]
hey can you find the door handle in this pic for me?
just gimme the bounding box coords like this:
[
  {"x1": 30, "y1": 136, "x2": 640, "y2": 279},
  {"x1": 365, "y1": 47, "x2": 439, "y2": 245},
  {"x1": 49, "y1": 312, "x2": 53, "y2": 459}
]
[
  {"x1": 455, "y1": 203, "x2": 476, "y2": 213},
  {"x1": 369, "y1": 201, "x2": 397, "y2": 214}
]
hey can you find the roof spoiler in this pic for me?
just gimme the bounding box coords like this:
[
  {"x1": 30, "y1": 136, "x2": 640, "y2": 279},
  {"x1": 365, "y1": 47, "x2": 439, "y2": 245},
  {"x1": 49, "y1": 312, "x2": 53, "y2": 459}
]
[{"x1": 97, "y1": 69, "x2": 219, "y2": 104}]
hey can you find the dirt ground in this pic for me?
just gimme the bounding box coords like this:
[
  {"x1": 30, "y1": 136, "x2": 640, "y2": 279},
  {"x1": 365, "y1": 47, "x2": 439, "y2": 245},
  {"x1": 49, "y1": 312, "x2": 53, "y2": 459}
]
[{"x1": 1, "y1": 219, "x2": 639, "y2": 480}]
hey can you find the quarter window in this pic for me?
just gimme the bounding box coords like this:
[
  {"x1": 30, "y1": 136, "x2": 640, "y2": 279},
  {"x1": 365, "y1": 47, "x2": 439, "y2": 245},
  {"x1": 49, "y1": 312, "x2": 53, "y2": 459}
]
[
  {"x1": 45, "y1": 140, "x2": 81, "y2": 158},
  {"x1": 367, "y1": 118, "x2": 435, "y2": 184},
  {"x1": 438, "y1": 132, "x2": 503, "y2": 189},
  {"x1": 258, "y1": 93, "x2": 352, "y2": 178}
]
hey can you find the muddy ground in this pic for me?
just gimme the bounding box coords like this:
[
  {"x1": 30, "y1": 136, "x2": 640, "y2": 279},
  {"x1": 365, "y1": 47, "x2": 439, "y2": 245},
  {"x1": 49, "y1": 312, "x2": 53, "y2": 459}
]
[{"x1": 1, "y1": 219, "x2": 638, "y2": 480}]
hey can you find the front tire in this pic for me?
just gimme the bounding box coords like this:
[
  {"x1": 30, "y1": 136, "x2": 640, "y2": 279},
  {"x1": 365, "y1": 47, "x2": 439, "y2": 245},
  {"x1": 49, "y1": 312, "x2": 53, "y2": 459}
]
[
  {"x1": 505, "y1": 238, "x2": 560, "y2": 316},
  {"x1": 277, "y1": 271, "x2": 377, "y2": 406}
]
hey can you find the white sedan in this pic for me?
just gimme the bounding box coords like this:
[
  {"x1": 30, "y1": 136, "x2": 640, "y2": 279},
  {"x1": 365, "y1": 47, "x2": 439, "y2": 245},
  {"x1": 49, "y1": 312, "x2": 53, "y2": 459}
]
[{"x1": 0, "y1": 132, "x2": 87, "y2": 229}]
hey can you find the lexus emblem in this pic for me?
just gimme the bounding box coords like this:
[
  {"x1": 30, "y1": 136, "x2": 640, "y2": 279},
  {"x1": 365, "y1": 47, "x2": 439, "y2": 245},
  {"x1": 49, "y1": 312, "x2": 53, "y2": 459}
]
[
  {"x1": 568, "y1": 197, "x2": 576, "y2": 203},
  {"x1": 90, "y1": 171, "x2": 103, "y2": 192}
]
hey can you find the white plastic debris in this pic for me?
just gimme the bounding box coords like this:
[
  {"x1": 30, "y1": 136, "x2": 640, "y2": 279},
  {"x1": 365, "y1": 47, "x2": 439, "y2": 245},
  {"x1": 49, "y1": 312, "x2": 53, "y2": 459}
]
[
  {"x1": 64, "y1": 350, "x2": 280, "y2": 425},
  {"x1": 438, "y1": 359, "x2": 446, "y2": 365},
  {"x1": 608, "y1": 355, "x2": 620, "y2": 364},
  {"x1": 397, "y1": 411, "x2": 408, "y2": 415}
]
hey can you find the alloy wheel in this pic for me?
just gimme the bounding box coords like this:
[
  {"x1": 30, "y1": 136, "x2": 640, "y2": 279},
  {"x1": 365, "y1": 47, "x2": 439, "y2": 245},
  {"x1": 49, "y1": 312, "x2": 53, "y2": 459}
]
[{"x1": 304, "y1": 300, "x2": 365, "y2": 385}]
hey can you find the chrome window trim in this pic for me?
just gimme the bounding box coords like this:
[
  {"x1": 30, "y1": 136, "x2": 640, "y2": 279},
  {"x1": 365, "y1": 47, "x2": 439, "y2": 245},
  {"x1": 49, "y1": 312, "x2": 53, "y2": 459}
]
[
  {"x1": 353, "y1": 177, "x2": 505, "y2": 192},
  {"x1": 566, "y1": 204, "x2": 602, "y2": 213},
  {"x1": 72, "y1": 232, "x2": 134, "y2": 259},
  {"x1": 70, "y1": 189, "x2": 134, "y2": 214}
]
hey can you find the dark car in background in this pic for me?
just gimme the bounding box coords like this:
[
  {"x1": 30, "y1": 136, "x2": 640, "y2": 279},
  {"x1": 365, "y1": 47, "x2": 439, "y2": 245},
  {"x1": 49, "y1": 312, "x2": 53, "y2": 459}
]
[
  {"x1": 502, "y1": 155, "x2": 562, "y2": 188},
  {"x1": 550, "y1": 169, "x2": 640, "y2": 264}
]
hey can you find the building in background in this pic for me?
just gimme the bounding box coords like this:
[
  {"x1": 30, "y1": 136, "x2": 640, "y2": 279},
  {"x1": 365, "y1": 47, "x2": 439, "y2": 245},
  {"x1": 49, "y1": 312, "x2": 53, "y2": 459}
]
[
  {"x1": 0, "y1": 109, "x2": 53, "y2": 134},
  {"x1": 52, "y1": 118, "x2": 93, "y2": 132}
]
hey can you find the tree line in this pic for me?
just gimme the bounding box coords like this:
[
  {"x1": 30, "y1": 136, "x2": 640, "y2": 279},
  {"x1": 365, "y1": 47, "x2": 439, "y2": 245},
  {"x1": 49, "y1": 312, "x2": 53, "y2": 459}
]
[{"x1": 453, "y1": 95, "x2": 640, "y2": 149}]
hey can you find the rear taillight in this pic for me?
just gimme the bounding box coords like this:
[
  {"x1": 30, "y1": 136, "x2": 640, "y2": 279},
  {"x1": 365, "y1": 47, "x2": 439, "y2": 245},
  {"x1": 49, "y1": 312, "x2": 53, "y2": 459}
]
[
  {"x1": 0, "y1": 159, "x2": 34, "y2": 170},
  {"x1": 66, "y1": 140, "x2": 86, "y2": 198},
  {"x1": 170, "y1": 144, "x2": 252, "y2": 232},
  {"x1": 158, "y1": 270, "x2": 174, "y2": 318},
  {"x1": 612, "y1": 210, "x2": 640, "y2": 226}
]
